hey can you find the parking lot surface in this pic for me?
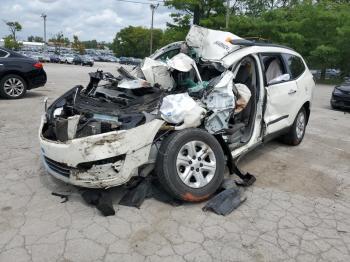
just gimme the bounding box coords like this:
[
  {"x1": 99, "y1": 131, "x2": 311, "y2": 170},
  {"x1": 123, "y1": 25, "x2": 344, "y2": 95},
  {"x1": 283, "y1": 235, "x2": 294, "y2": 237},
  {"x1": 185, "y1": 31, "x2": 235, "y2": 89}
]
[{"x1": 0, "y1": 62, "x2": 349, "y2": 262}]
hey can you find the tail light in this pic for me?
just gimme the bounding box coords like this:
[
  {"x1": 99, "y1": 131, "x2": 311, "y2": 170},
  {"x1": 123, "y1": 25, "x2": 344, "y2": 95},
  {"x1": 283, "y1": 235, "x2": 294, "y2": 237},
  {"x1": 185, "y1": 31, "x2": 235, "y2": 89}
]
[{"x1": 34, "y1": 62, "x2": 43, "y2": 69}]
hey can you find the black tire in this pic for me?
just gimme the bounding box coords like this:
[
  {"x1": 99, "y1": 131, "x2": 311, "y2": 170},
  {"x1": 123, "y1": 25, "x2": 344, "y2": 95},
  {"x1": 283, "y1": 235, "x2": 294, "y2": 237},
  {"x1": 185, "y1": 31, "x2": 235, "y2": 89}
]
[
  {"x1": 0, "y1": 74, "x2": 27, "y2": 99},
  {"x1": 281, "y1": 107, "x2": 307, "y2": 146},
  {"x1": 330, "y1": 102, "x2": 338, "y2": 110},
  {"x1": 156, "y1": 128, "x2": 225, "y2": 202}
]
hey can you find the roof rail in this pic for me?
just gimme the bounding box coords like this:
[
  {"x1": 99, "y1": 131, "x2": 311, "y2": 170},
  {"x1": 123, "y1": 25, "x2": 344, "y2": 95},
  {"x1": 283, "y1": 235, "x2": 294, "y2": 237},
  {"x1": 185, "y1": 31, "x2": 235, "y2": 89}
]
[{"x1": 229, "y1": 39, "x2": 295, "y2": 51}]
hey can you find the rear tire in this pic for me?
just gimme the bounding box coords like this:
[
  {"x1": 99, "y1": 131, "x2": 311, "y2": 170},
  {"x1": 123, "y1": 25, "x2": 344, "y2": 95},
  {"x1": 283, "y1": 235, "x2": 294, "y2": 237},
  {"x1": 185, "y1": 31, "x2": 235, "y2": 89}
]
[
  {"x1": 156, "y1": 128, "x2": 225, "y2": 202},
  {"x1": 0, "y1": 74, "x2": 27, "y2": 99},
  {"x1": 281, "y1": 107, "x2": 307, "y2": 146}
]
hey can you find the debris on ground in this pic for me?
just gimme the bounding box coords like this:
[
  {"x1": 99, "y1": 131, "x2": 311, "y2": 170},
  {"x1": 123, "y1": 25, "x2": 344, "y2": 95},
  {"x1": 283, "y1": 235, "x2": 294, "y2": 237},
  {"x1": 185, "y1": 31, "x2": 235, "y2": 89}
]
[
  {"x1": 202, "y1": 187, "x2": 246, "y2": 216},
  {"x1": 119, "y1": 177, "x2": 182, "y2": 208},
  {"x1": 81, "y1": 190, "x2": 116, "y2": 216},
  {"x1": 51, "y1": 192, "x2": 69, "y2": 203}
]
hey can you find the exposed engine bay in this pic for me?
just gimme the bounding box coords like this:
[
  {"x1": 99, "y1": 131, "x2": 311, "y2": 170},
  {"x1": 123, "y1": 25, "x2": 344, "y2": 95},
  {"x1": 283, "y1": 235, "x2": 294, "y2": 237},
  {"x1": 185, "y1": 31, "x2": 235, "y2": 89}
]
[{"x1": 42, "y1": 50, "x2": 253, "y2": 143}]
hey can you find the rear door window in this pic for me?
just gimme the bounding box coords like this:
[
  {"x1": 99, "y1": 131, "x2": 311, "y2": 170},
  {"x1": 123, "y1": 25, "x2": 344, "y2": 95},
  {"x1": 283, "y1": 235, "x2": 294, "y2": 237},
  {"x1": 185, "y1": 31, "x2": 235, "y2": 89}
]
[
  {"x1": 284, "y1": 54, "x2": 305, "y2": 79},
  {"x1": 261, "y1": 54, "x2": 289, "y2": 85}
]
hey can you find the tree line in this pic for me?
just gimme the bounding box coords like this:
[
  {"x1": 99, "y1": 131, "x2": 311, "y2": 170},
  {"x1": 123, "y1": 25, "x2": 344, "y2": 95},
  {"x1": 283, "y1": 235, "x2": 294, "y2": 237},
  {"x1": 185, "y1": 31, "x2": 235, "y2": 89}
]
[
  {"x1": 2, "y1": 21, "x2": 109, "y2": 54},
  {"x1": 112, "y1": 0, "x2": 350, "y2": 78}
]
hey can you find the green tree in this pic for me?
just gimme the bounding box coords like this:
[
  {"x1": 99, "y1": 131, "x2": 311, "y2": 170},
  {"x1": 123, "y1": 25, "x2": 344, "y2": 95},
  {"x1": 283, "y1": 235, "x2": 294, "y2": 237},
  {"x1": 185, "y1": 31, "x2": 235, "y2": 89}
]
[
  {"x1": 27, "y1": 35, "x2": 44, "y2": 42},
  {"x1": 4, "y1": 21, "x2": 22, "y2": 42},
  {"x1": 49, "y1": 32, "x2": 67, "y2": 53},
  {"x1": 165, "y1": 0, "x2": 226, "y2": 26},
  {"x1": 4, "y1": 35, "x2": 22, "y2": 50},
  {"x1": 310, "y1": 45, "x2": 339, "y2": 79},
  {"x1": 112, "y1": 26, "x2": 163, "y2": 58},
  {"x1": 81, "y1": 40, "x2": 98, "y2": 49},
  {"x1": 72, "y1": 35, "x2": 85, "y2": 54}
]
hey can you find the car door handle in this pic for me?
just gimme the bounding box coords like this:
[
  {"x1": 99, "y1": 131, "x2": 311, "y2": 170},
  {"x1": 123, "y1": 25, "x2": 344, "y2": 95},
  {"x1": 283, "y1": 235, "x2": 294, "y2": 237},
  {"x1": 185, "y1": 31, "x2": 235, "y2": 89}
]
[{"x1": 288, "y1": 89, "x2": 297, "y2": 95}]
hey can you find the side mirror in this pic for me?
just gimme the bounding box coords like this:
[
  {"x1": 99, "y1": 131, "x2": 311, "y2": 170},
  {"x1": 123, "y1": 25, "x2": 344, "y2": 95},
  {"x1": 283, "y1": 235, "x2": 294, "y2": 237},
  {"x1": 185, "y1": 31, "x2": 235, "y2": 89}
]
[{"x1": 268, "y1": 74, "x2": 291, "y2": 85}]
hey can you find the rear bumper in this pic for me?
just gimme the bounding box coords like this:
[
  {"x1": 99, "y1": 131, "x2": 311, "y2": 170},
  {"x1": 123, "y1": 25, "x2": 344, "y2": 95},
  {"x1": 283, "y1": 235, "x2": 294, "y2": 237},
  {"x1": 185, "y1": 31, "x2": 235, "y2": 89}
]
[
  {"x1": 28, "y1": 71, "x2": 47, "y2": 89},
  {"x1": 331, "y1": 94, "x2": 350, "y2": 109}
]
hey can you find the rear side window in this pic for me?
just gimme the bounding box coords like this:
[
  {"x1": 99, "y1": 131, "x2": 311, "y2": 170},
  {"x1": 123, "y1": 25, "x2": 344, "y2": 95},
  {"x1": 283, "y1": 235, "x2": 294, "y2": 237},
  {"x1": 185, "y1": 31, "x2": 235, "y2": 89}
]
[
  {"x1": 261, "y1": 54, "x2": 288, "y2": 85},
  {"x1": 284, "y1": 54, "x2": 305, "y2": 79},
  {"x1": 0, "y1": 49, "x2": 8, "y2": 58}
]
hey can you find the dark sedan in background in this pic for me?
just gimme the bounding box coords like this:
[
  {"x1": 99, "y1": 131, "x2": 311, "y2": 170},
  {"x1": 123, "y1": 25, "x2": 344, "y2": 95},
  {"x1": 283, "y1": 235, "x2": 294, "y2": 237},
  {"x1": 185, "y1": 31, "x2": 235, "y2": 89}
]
[
  {"x1": 81, "y1": 55, "x2": 94, "y2": 66},
  {"x1": 331, "y1": 79, "x2": 350, "y2": 110},
  {"x1": 0, "y1": 47, "x2": 47, "y2": 99}
]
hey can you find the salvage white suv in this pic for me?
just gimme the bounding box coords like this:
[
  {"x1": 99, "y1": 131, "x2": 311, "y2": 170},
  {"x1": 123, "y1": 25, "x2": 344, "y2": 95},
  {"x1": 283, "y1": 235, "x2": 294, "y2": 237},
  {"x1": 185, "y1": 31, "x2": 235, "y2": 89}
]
[{"x1": 39, "y1": 26, "x2": 315, "y2": 202}]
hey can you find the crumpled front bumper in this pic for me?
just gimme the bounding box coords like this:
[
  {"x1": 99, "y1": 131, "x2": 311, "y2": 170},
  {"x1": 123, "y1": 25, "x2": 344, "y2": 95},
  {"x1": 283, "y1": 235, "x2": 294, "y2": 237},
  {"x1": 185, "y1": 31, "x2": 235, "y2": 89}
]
[{"x1": 39, "y1": 116, "x2": 164, "y2": 188}]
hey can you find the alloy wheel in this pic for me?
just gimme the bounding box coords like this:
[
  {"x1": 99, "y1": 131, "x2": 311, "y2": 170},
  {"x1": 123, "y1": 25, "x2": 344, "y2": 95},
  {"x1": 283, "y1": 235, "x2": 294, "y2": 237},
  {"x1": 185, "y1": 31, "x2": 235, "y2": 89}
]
[
  {"x1": 3, "y1": 78, "x2": 25, "y2": 97},
  {"x1": 176, "y1": 140, "x2": 217, "y2": 188},
  {"x1": 296, "y1": 111, "x2": 306, "y2": 139}
]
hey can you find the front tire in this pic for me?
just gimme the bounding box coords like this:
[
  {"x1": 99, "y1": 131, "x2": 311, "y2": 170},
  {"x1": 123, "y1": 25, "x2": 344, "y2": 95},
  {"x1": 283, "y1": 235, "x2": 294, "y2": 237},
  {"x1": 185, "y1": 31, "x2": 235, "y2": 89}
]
[
  {"x1": 281, "y1": 108, "x2": 307, "y2": 146},
  {"x1": 156, "y1": 128, "x2": 225, "y2": 202},
  {"x1": 0, "y1": 74, "x2": 27, "y2": 99}
]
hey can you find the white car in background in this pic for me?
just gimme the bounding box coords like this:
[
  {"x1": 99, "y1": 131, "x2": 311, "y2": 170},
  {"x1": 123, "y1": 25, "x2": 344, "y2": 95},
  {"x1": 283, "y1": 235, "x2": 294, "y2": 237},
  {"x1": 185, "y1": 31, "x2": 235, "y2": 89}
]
[
  {"x1": 39, "y1": 26, "x2": 315, "y2": 202},
  {"x1": 59, "y1": 53, "x2": 74, "y2": 64}
]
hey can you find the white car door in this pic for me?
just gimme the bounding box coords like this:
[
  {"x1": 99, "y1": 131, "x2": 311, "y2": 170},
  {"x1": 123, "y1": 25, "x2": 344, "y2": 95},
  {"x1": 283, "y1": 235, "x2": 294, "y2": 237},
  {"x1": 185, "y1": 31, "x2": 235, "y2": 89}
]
[{"x1": 262, "y1": 54, "x2": 300, "y2": 135}]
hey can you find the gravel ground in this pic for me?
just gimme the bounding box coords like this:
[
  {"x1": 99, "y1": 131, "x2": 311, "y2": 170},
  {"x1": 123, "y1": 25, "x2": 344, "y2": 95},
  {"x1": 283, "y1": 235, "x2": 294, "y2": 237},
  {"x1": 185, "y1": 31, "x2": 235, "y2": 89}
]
[{"x1": 0, "y1": 62, "x2": 349, "y2": 262}]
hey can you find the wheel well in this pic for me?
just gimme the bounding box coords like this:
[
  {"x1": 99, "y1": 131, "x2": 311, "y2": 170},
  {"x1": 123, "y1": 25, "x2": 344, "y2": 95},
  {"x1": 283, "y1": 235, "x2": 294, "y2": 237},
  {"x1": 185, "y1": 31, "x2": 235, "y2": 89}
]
[
  {"x1": 303, "y1": 101, "x2": 310, "y2": 124},
  {"x1": 1, "y1": 71, "x2": 29, "y2": 87}
]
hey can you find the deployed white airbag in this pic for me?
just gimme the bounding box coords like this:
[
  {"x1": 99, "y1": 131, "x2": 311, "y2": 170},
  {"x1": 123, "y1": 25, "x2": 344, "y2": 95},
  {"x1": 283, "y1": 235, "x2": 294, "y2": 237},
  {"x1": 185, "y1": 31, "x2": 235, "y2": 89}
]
[
  {"x1": 186, "y1": 25, "x2": 242, "y2": 61},
  {"x1": 160, "y1": 93, "x2": 205, "y2": 127},
  {"x1": 141, "y1": 58, "x2": 175, "y2": 90},
  {"x1": 235, "y1": 83, "x2": 252, "y2": 113}
]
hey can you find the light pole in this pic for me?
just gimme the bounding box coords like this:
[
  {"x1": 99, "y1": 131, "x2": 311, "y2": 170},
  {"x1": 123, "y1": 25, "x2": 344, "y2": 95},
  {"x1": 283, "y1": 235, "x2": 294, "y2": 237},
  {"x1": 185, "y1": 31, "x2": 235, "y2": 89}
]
[
  {"x1": 41, "y1": 13, "x2": 47, "y2": 44},
  {"x1": 150, "y1": 3, "x2": 159, "y2": 55},
  {"x1": 225, "y1": 0, "x2": 230, "y2": 29}
]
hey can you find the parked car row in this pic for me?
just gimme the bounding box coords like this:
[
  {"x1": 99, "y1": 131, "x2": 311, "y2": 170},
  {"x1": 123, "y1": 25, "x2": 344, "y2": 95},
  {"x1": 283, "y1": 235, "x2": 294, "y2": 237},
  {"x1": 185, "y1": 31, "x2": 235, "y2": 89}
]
[
  {"x1": 18, "y1": 51, "x2": 95, "y2": 67},
  {"x1": 119, "y1": 57, "x2": 142, "y2": 66},
  {"x1": 310, "y1": 68, "x2": 341, "y2": 79}
]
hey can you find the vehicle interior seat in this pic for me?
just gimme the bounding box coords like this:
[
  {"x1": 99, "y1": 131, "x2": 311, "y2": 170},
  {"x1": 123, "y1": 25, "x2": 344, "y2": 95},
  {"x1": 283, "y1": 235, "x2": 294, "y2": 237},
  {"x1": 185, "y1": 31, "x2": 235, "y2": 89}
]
[
  {"x1": 235, "y1": 63, "x2": 253, "y2": 124},
  {"x1": 226, "y1": 59, "x2": 256, "y2": 145}
]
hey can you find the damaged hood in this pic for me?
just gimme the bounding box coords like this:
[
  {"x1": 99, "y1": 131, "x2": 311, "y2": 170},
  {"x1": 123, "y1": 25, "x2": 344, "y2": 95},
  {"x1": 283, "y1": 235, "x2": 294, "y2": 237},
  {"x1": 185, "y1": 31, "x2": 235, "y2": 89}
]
[{"x1": 186, "y1": 25, "x2": 242, "y2": 61}]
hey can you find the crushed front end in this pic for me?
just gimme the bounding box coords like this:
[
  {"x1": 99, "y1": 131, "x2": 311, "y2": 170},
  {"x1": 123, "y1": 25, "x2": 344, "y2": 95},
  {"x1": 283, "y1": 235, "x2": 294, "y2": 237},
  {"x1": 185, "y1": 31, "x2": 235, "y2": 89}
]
[{"x1": 40, "y1": 70, "x2": 165, "y2": 188}]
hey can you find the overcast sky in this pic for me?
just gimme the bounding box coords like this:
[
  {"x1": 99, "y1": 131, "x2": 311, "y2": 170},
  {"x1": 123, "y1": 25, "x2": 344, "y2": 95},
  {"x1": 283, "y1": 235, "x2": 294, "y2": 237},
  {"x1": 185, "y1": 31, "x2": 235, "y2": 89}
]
[{"x1": 0, "y1": 0, "x2": 173, "y2": 42}]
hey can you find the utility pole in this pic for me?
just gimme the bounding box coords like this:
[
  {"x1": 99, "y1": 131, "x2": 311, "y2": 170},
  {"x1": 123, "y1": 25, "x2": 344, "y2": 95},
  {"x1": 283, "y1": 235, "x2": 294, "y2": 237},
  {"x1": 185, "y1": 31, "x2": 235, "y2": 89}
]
[
  {"x1": 225, "y1": 0, "x2": 230, "y2": 29},
  {"x1": 41, "y1": 13, "x2": 47, "y2": 48},
  {"x1": 149, "y1": 3, "x2": 159, "y2": 55}
]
